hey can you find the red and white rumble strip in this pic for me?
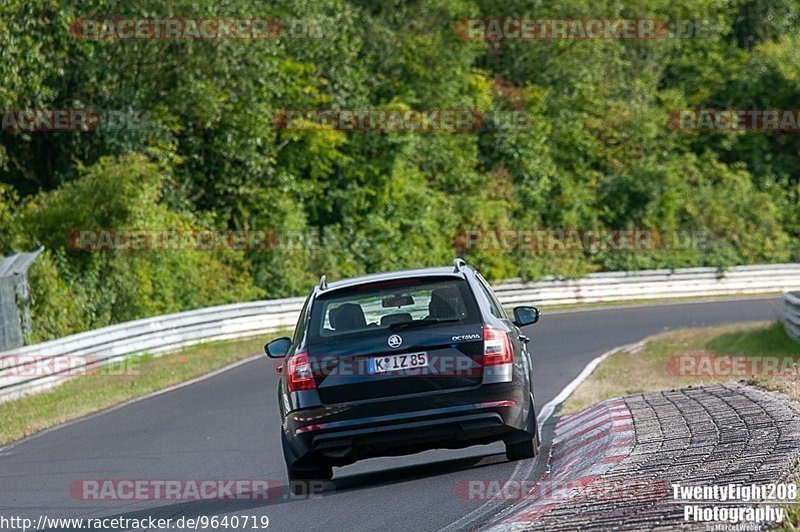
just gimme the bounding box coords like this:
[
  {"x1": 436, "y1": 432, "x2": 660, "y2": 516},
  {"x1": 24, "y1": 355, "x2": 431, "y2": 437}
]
[{"x1": 487, "y1": 399, "x2": 637, "y2": 530}]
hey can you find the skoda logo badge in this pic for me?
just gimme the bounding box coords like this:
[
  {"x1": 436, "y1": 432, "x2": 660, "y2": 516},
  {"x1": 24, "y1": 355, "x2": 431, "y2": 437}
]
[{"x1": 387, "y1": 334, "x2": 403, "y2": 348}]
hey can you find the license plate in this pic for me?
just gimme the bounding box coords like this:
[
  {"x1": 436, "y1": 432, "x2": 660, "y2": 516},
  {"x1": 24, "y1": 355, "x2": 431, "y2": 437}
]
[{"x1": 368, "y1": 352, "x2": 428, "y2": 374}]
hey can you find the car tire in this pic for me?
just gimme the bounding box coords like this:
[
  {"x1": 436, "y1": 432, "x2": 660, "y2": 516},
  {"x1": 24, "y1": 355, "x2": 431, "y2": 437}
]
[
  {"x1": 505, "y1": 432, "x2": 539, "y2": 461},
  {"x1": 287, "y1": 463, "x2": 333, "y2": 495},
  {"x1": 282, "y1": 431, "x2": 333, "y2": 495},
  {"x1": 504, "y1": 396, "x2": 539, "y2": 461}
]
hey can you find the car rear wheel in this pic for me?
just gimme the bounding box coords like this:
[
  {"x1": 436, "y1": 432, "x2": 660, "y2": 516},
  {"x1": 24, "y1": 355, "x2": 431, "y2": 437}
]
[
  {"x1": 282, "y1": 431, "x2": 333, "y2": 495},
  {"x1": 505, "y1": 432, "x2": 539, "y2": 460},
  {"x1": 504, "y1": 396, "x2": 539, "y2": 461},
  {"x1": 287, "y1": 463, "x2": 333, "y2": 495}
]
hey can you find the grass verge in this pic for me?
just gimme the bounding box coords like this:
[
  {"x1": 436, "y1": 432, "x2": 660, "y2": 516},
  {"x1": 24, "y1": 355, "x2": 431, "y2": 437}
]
[
  {"x1": 0, "y1": 334, "x2": 281, "y2": 447},
  {"x1": 561, "y1": 321, "x2": 800, "y2": 415},
  {"x1": 503, "y1": 291, "x2": 781, "y2": 316},
  {"x1": 777, "y1": 455, "x2": 800, "y2": 531}
]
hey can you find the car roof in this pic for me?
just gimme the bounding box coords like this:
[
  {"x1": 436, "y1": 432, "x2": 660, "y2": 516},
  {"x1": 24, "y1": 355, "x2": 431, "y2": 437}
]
[{"x1": 320, "y1": 265, "x2": 471, "y2": 293}]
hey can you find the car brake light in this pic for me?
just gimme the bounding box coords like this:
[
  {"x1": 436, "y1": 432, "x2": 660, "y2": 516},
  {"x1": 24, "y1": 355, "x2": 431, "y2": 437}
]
[
  {"x1": 287, "y1": 352, "x2": 316, "y2": 391},
  {"x1": 483, "y1": 327, "x2": 513, "y2": 366}
]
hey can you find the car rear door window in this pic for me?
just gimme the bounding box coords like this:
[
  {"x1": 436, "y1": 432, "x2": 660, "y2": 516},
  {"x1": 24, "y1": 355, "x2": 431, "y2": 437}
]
[
  {"x1": 309, "y1": 277, "x2": 480, "y2": 341},
  {"x1": 475, "y1": 274, "x2": 506, "y2": 319}
]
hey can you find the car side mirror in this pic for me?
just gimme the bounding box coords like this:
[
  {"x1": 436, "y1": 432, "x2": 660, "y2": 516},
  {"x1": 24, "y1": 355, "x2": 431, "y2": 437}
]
[
  {"x1": 513, "y1": 306, "x2": 540, "y2": 327},
  {"x1": 265, "y1": 337, "x2": 292, "y2": 358}
]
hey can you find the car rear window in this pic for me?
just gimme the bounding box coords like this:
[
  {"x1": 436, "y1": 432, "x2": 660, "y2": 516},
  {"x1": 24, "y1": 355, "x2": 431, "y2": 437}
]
[{"x1": 308, "y1": 277, "x2": 480, "y2": 341}]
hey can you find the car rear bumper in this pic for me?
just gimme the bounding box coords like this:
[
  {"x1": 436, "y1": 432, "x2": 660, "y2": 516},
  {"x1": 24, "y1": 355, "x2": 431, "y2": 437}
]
[{"x1": 282, "y1": 384, "x2": 530, "y2": 466}]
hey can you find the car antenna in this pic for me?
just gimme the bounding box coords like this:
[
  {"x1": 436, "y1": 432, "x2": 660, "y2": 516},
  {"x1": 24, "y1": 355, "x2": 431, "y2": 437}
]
[
  {"x1": 318, "y1": 274, "x2": 328, "y2": 290},
  {"x1": 453, "y1": 257, "x2": 466, "y2": 272}
]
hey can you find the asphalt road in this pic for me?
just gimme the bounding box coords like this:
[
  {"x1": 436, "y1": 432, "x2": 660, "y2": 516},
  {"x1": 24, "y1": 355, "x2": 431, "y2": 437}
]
[{"x1": 0, "y1": 297, "x2": 784, "y2": 532}]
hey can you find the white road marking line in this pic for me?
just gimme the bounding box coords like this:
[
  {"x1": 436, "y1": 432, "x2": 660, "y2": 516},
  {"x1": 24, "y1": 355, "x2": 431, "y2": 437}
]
[
  {"x1": 537, "y1": 338, "x2": 647, "y2": 430},
  {"x1": 0, "y1": 354, "x2": 263, "y2": 453}
]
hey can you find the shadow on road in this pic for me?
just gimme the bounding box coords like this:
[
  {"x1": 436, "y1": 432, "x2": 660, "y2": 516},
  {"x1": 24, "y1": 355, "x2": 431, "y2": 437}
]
[
  {"x1": 42, "y1": 452, "x2": 511, "y2": 531},
  {"x1": 331, "y1": 451, "x2": 509, "y2": 493}
]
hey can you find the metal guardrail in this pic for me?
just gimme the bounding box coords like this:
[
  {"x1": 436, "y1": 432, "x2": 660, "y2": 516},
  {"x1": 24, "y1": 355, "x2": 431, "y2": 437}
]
[
  {"x1": 1, "y1": 263, "x2": 800, "y2": 402},
  {"x1": 0, "y1": 298, "x2": 305, "y2": 401},
  {"x1": 493, "y1": 263, "x2": 800, "y2": 306},
  {"x1": 783, "y1": 291, "x2": 800, "y2": 343}
]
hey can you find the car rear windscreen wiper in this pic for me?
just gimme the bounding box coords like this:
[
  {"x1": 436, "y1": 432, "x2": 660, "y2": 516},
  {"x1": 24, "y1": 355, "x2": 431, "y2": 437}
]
[{"x1": 389, "y1": 317, "x2": 462, "y2": 331}]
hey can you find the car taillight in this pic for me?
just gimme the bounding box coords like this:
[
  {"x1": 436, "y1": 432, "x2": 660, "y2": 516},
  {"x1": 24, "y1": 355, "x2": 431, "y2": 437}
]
[
  {"x1": 287, "y1": 352, "x2": 316, "y2": 391},
  {"x1": 483, "y1": 327, "x2": 513, "y2": 366}
]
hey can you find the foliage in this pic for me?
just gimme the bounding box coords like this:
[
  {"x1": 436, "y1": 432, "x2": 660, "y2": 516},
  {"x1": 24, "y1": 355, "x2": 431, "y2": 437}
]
[{"x1": 0, "y1": 0, "x2": 798, "y2": 341}]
